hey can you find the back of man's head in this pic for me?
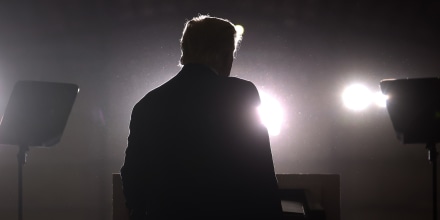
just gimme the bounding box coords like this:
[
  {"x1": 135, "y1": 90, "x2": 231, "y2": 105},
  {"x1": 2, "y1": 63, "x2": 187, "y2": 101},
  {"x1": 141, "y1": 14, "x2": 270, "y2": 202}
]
[{"x1": 179, "y1": 15, "x2": 242, "y2": 70}]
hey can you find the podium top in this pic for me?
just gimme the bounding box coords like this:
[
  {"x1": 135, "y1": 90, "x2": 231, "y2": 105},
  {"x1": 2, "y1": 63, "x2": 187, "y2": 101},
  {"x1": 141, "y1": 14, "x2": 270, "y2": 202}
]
[{"x1": 0, "y1": 80, "x2": 79, "y2": 147}]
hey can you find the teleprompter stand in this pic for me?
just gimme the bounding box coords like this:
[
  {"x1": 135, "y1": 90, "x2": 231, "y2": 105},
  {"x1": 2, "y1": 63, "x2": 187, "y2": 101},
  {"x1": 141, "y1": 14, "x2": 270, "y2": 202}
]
[
  {"x1": 17, "y1": 145, "x2": 28, "y2": 220},
  {"x1": 0, "y1": 80, "x2": 79, "y2": 220},
  {"x1": 381, "y1": 77, "x2": 440, "y2": 220},
  {"x1": 427, "y1": 143, "x2": 438, "y2": 220}
]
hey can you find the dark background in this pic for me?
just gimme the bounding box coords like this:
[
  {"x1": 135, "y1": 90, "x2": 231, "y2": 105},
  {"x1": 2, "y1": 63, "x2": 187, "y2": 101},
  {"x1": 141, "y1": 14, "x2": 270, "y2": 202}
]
[{"x1": 0, "y1": 0, "x2": 439, "y2": 219}]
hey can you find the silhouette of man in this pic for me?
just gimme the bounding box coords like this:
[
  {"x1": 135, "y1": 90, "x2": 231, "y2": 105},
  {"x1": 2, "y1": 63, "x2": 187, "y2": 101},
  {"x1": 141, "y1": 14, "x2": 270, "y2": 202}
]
[{"x1": 121, "y1": 15, "x2": 283, "y2": 219}]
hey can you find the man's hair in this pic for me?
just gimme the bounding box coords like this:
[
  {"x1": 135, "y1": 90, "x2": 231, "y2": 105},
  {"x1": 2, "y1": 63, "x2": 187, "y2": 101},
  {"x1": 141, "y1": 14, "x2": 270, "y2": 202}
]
[{"x1": 179, "y1": 15, "x2": 243, "y2": 67}]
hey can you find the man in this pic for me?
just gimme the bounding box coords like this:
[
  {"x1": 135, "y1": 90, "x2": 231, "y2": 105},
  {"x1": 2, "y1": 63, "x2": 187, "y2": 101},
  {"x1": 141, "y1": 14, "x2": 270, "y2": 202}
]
[{"x1": 121, "y1": 15, "x2": 283, "y2": 219}]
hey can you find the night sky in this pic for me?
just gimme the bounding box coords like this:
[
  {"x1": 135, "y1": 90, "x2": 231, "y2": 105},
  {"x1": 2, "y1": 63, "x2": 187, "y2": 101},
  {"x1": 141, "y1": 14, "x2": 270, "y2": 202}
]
[{"x1": 0, "y1": 1, "x2": 439, "y2": 219}]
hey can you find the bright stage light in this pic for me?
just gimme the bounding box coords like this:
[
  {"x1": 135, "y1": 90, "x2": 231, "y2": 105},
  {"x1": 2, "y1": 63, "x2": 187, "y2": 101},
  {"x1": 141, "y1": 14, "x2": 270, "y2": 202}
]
[
  {"x1": 342, "y1": 84, "x2": 372, "y2": 111},
  {"x1": 342, "y1": 84, "x2": 388, "y2": 111},
  {"x1": 258, "y1": 91, "x2": 283, "y2": 136}
]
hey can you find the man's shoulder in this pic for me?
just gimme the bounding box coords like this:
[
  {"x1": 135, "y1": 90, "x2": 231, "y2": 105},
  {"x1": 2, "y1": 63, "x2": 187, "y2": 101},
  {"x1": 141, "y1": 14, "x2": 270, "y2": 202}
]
[
  {"x1": 131, "y1": 86, "x2": 163, "y2": 113},
  {"x1": 225, "y1": 76, "x2": 259, "y2": 96},
  {"x1": 133, "y1": 72, "x2": 259, "y2": 110},
  {"x1": 222, "y1": 76, "x2": 257, "y2": 92},
  {"x1": 225, "y1": 76, "x2": 252, "y2": 84}
]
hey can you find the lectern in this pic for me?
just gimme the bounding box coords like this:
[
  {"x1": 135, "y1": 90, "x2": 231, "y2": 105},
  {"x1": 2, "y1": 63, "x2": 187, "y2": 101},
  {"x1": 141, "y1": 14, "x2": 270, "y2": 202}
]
[
  {"x1": 0, "y1": 80, "x2": 79, "y2": 220},
  {"x1": 380, "y1": 77, "x2": 440, "y2": 220}
]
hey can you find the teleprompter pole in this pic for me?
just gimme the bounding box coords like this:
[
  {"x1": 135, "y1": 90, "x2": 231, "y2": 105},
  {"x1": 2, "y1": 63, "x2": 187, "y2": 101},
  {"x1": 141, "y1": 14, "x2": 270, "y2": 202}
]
[
  {"x1": 17, "y1": 145, "x2": 29, "y2": 220},
  {"x1": 427, "y1": 143, "x2": 437, "y2": 220}
]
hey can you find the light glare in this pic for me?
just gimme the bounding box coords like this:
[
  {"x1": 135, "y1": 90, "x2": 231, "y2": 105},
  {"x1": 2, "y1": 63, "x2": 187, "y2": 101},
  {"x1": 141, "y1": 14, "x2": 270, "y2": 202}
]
[
  {"x1": 235, "y1": 25, "x2": 244, "y2": 36},
  {"x1": 258, "y1": 91, "x2": 283, "y2": 136},
  {"x1": 374, "y1": 91, "x2": 388, "y2": 108},
  {"x1": 342, "y1": 84, "x2": 372, "y2": 111}
]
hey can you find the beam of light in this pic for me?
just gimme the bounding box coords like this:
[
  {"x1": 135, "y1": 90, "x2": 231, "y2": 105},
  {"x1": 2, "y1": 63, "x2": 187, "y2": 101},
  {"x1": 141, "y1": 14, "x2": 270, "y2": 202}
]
[
  {"x1": 257, "y1": 91, "x2": 283, "y2": 136},
  {"x1": 342, "y1": 84, "x2": 372, "y2": 111}
]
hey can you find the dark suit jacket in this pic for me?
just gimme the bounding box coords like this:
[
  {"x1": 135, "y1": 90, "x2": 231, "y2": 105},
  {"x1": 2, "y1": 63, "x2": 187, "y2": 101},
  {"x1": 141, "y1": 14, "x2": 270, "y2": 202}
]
[{"x1": 121, "y1": 63, "x2": 282, "y2": 219}]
